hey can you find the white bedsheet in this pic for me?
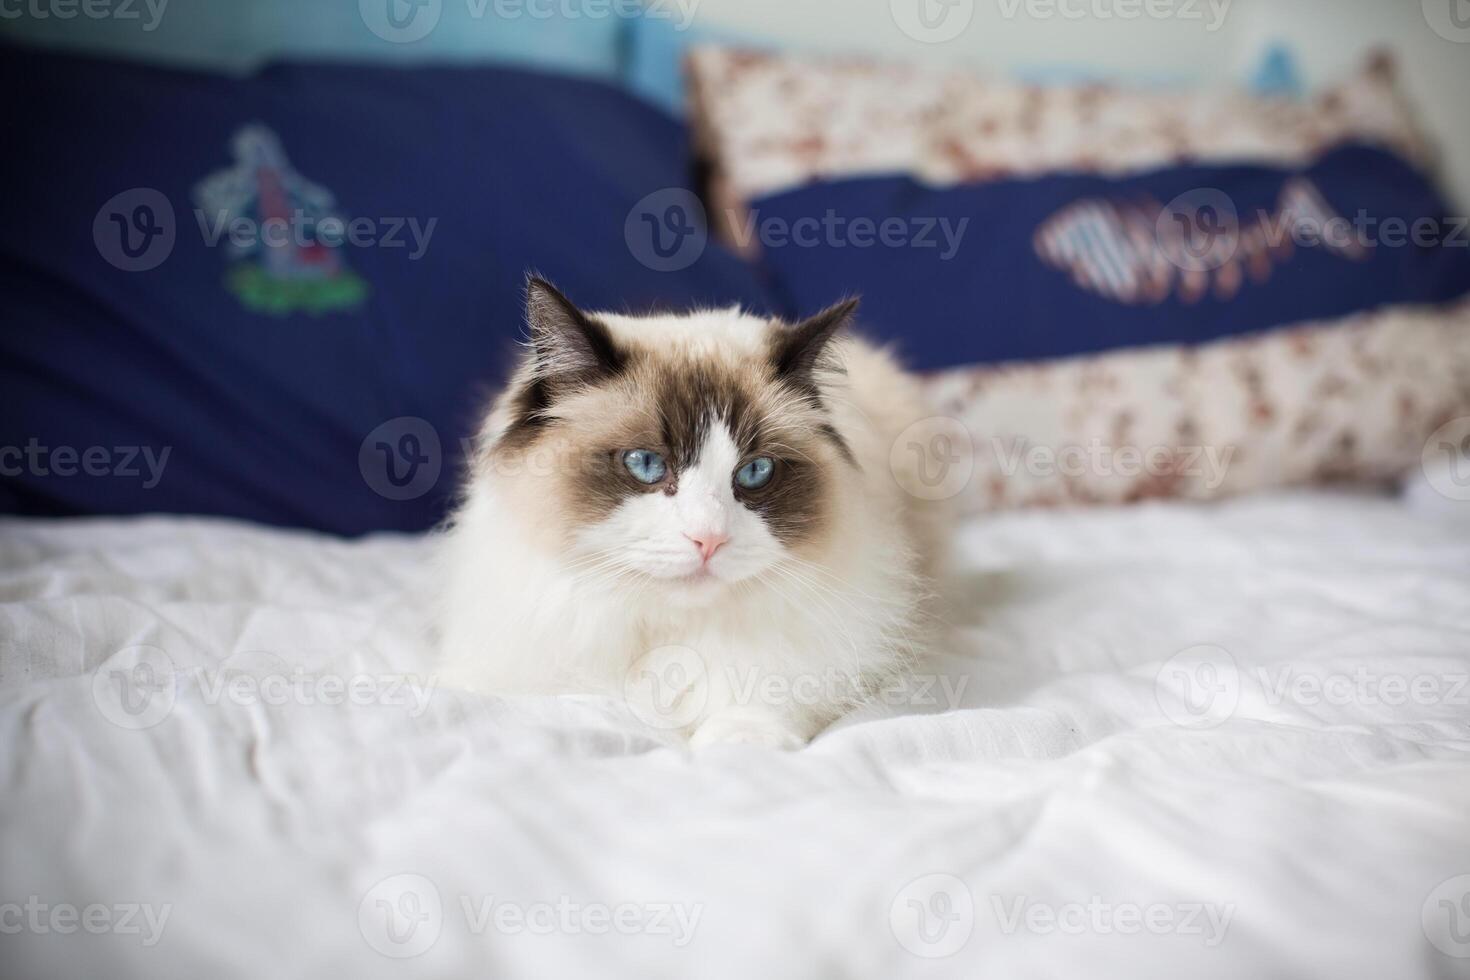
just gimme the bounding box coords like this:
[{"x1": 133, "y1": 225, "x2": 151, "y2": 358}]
[{"x1": 2, "y1": 490, "x2": 1468, "y2": 980}]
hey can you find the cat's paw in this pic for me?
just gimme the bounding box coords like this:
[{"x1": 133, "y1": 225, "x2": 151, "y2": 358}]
[{"x1": 689, "y1": 711, "x2": 808, "y2": 750}]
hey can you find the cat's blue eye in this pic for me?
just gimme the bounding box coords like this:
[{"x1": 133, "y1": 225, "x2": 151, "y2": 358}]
[
  {"x1": 735, "y1": 456, "x2": 775, "y2": 490},
  {"x1": 622, "y1": 449, "x2": 667, "y2": 485}
]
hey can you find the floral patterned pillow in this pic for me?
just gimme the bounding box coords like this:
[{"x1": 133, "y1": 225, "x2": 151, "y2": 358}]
[
  {"x1": 915, "y1": 299, "x2": 1470, "y2": 513},
  {"x1": 687, "y1": 46, "x2": 1429, "y2": 222}
]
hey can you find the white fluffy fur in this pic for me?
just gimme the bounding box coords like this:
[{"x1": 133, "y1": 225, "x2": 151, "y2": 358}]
[{"x1": 436, "y1": 305, "x2": 941, "y2": 748}]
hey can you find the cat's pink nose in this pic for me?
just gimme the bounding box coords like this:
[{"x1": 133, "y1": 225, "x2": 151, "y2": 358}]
[{"x1": 685, "y1": 531, "x2": 728, "y2": 563}]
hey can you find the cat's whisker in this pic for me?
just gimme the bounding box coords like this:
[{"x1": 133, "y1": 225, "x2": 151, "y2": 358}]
[
  {"x1": 780, "y1": 554, "x2": 911, "y2": 609},
  {"x1": 760, "y1": 564, "x2": 869, "y2": 670},
  {"x1": 768, "y1": 559, "x2": 918, "y2": 667}
]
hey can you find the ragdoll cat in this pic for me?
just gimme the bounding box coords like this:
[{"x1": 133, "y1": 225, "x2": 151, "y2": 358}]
[{"x1": 437, "y1": 277, "x2": 944, "y2": 748}]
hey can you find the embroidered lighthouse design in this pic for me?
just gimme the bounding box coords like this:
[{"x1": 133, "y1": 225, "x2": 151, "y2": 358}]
[{"x1": 193, "y1": 124, "x2": 369, "y2": 315}]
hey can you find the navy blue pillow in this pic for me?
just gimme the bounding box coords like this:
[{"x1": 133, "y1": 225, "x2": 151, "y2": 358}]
[
  {"x1": 0, "y1": 45, "x2": 774, "y2": 535},
  {"x1": 751, "y1": 145, "x2": 1470, "y2": 371}
]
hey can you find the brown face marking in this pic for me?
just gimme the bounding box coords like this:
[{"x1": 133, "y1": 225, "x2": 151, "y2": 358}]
[
  {"x1": 732, "y1": 454, "x2": 829, "y2": 547},
  {"x1": 653, "y1": 362, "x2": 760, "y2": 465},
  {"x1": 489, "y1": 282, "x2": 854, "y2": 552}
]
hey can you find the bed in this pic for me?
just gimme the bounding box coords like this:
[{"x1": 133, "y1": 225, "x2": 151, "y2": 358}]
[
  {"x1": 3, "y1": 487, "x2": 1467, "y2": 978},
  {"x1": 5, "y1": 23, "x2": 1470, "y2": 978}
]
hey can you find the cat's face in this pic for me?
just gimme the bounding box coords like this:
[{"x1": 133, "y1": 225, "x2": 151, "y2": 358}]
[{"x1": 486, "y1": 279, "x2": 857, "y2": 604}]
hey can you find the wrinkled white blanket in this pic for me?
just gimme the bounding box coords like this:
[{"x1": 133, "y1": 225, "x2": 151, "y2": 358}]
[{"x1": 2, "y1": 489, "x2": 1468, "y2": 979}]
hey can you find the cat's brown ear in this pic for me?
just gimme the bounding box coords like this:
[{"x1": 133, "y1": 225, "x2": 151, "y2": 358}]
[
  {"x1": 525, "y1": 276, "x2": 625, "y2": 387},
  {"x1": 770, "y1": 297, "x2": 858, "y2": 389}
]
